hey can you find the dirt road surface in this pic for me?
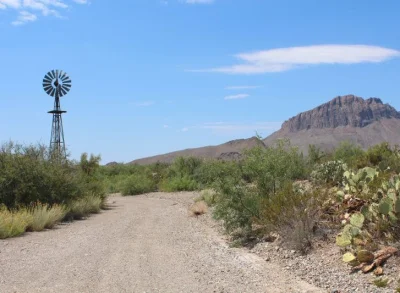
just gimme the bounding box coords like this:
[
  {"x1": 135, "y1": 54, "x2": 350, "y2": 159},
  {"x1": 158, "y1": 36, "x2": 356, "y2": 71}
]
[{"x1": 0, "y1": 192, "x2": 324, "y2": 293}]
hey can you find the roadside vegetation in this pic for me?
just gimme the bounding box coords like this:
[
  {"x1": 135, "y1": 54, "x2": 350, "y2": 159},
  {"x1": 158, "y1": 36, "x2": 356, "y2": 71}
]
[
  {"x1": 4, "y1": 137, "x2": 400, "y2": 285},
  {"x1": 101, "y1": 138, "x2": 400, "y2": 281},
  {"x1": 0, "y1": 142, "x2": 106, "y2": 239}
]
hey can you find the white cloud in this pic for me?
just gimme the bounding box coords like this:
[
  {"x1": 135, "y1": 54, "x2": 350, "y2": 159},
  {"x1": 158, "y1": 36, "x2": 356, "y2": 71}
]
[
  {"x1": 12, "y1": 10, "x2": 37, "y2": 25},
  {"x1": 0, "y1": 0, "x2": 89, "y2": 25},
  {"x1": 185, "y1": 0, "x2": 214, "y2": 4},
  {"x1": 192, "y1": 45, "x2": 400, "y2": 74},
  {"x1": 163, "y1": 125, "x2": 169, "y2": 128},
  {"x1": 181, "y1": 127, "x2": 189, "y2": 132},
  {"x1": 224, "y1": 94, "x2": 249, "y2": 100},
  {"x1": 225, "y1": 86, "x2": 261, "y2": 90}
]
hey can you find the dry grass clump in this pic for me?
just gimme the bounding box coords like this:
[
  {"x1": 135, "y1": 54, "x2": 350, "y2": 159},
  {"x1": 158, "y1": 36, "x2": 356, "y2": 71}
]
[
  {"x1": 189, "y1": 201, "x2": 208, "y2": 216},
  {"x1": 0, "y1": 206, "x2": 31, "y2": 239},
  {"x1": 67, "y1": 194, "x2": 103, "y2": 220},
  {"x1": 0, "y1": 203, "x2": 67, "y2": 238},
  {"x1": 27, "y1": 203, "x2": 67, "y2": 232}
]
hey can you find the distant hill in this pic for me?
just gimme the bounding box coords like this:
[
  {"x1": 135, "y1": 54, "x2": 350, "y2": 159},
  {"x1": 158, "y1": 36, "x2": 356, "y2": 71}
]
[
  {"x1": 123, "y1": 95, "x2": 400, "y2": 165},
  {"x1": 263, "y1": 95, "x2": 400, "y2": 154},
  {"x1": 128, "y1": 137, "x2": 264, "y2": 165}
]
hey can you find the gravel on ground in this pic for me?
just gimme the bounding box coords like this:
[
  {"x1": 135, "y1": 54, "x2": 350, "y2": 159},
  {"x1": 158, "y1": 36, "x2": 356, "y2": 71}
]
[{"x1": 0, "y1": 192, "x2": 323, "y2": 293}]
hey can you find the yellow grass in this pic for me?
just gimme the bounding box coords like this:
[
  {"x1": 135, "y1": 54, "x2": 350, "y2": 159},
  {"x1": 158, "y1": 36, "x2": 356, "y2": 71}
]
[{"x1": 189, "y1": 201, "x2": 208, "y2": 216}]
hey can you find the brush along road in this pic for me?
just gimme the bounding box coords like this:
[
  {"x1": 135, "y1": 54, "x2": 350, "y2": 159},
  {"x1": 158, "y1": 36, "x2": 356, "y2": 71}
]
[{"x1": 0, "y1": 192, "x2": 323, "y2": 293}]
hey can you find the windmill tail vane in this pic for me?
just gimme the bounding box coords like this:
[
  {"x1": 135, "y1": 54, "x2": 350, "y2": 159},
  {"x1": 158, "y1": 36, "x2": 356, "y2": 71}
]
[{"x1": 43, "y1": 70, "x2": 72, "y2": 159}]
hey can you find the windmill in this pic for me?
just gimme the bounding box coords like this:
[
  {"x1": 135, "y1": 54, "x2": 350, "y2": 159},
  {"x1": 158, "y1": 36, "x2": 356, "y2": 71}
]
[{"x1": 43, "y1": 70, "x2": 71, "y2": 159}]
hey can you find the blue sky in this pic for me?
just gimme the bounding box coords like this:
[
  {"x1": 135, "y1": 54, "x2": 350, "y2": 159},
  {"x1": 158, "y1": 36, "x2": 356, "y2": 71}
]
[{"x1": 1, "y1": 0, "x2": 400, "y2": 163}]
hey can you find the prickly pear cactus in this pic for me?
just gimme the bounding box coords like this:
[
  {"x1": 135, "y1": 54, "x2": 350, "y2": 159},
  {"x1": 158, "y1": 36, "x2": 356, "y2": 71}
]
[
  {"x1": 343, "y1": 252, "x2": 356, "y2": 263},
  {"x1": 379, "y1": 200, "x2": 391, "y2": 215},
  {"x1": 356, "y1": 250, "x2": 374, "y2": 263},
  {"x1": 350, "y1": 213, "x2": 364, "y2": 228}
]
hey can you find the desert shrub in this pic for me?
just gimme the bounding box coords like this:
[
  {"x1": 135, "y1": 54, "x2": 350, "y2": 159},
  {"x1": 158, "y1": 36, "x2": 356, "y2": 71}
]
[
  {"x1": 0, "y1": 205, "x2": 30, "y2": 239},
  {"x1": 27, "y1": 203, "x2": 67, "y2": 231},
  {"x1": 307, "y1": 144, "x2": 326, "y2": 166},
  {"x1": 120, "y1": 173, "x2": 156, "y2": 195},
  {"x1": 0, "y1": 142, "x2": 106, "y2": 209},
  {"x1": 213, "y1": 174, "x2": 261, "y2": 233},
  {"x1": 194, "y1": 159, "x2": 241, "y2": 188},
  {"x1": 333, "y1": 141, "x2": 368, "y2": 169},
  {"x1": 195, "y1": 189, "x2": 218, "y2": 206},
  {"x1": 310, "y1": 160, "x2": 348, "y2": 186},
  {"x1": 242, "y1": 139, "x2": 307, "y2": 196},
  {"x1": 366, "y1": 142, "x2": 400, "y2": 172},
  {"x1": 258, "y1": 182, "x2": 327, "y2": 253},
  {"x1": 168, "y1": 156, "x2": 203, "y2": 177},
  {"x1": 66, "y1": 194, "x2": 103, "y2": 220},
  {"x1": 160, "y1": 175, "x2": 198, "y2": 192}
]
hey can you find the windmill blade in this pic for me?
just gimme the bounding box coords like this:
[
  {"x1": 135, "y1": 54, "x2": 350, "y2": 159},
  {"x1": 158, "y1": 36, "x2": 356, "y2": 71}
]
[
  {"x1": 45, "y1": 73, "x2": 53, "y2": 81},
  {"x1": 49, "y1": 70, "x2": 55, "y2": 79},
  {"x1": 60, "y1": 71, "x2": 67, "y2": 80},
  {"x1": 60, "y1": 87, "x2": 66, "y2": 96},
  {"x1": 58, "y1": 70, "x2": 63, "y2": 79},
  {"x1": 63, "y1": 83, "x2": 71, "y2": 89},
  {"x1": 43, "y1": 76, "x2": 52, "y2": 83},
  {"x1": 61, "y1": 75, "x2": 70, "y2": 83},
  {"x1": 61, "y1": 86, "x2": 68, "y2": 95},
  {"x1": 44, "y1": 85, "x2": 53, "y2": 92},
  {"x1": 50, "y1": 88, "x2": 56, "y2": 97}
]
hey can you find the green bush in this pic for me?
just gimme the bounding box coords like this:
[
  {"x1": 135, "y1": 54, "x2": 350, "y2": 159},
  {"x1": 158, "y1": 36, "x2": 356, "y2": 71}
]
[
  {"x1": 120, "y1": 173, "x2": 156, "y2": 195},
  {"x1": 195, "y1": 189, "x2": 218, "y2": 206},
  {"x1": 258, "y1": 182, "x2": 326, "y2": 252},
  {"x1": 366, "y1": 142, "x2": 400, "y2": 172},
  {"x1": 333, "y1": 141, "x2": 368, "y2": 169},
  {"x1": 242, "y1": 139, "x2": 307, "y2": 196},
  {"x1": 160, "y1": 175, "x2": 198, "y2": 192},
  {"x1": 0, "y1": 142, "x2": 106, "y2": 209},
  {"x1": 310, "y1": 160, "x2": 348, "y2": 186}
]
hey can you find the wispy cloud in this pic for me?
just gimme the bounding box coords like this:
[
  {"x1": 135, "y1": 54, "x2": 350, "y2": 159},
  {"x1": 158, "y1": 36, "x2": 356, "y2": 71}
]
[
  {"x1": 190, "y1": 45, "x2": 400, "y2": 74},
  {"x1": 185, "y1": 0, "x2": 214, "y2": 4},
  {"x1": 163, "y1": 125, "x2": 169, "y2": 128},
  {"x1": 225, "y1": 86, "x2": 262, "y2": 90},
  {"x1": 0, "y1": 0, "x2": 89, "y2": 25},
  {"x1": 11, "y1": 10, "x2": 37, "y2": 25},
  {"x1": 224, "y1": 94, "x2": 249, "y2": 100}
]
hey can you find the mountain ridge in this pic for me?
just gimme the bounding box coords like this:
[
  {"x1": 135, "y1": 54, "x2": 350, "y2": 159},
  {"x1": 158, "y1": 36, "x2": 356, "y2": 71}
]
[{"x1": 126, "y1": 95, "x2": 400, "y2": 165}]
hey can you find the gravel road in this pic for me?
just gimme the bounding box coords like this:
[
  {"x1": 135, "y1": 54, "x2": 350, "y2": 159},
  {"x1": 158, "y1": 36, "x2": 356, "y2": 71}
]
[{"x1": 0, "y1": 192, "x2": 324, "y2": 293}]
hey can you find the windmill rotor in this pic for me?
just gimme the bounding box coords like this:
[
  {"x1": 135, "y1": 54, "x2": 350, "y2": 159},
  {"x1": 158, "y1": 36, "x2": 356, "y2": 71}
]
[{"x1": 43, "y1": 69, "x2": 71, "y2": 97}]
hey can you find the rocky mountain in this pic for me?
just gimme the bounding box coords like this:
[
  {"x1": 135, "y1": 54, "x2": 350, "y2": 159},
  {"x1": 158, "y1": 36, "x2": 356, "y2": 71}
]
[
  {"x1": 263, "y1": 95, "x2": 400, "y2": 153},
  {"x1": 125, "y1": 95, "x2": 400, "y2": 165}
]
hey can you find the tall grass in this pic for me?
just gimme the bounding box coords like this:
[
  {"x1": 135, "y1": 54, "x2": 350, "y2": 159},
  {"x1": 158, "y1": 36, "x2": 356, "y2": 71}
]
[
  {"x1": 0, "y1": 206, "x2": 30, "y2": 239},
  {"x1": 27, "y1": 203, "x2": 67, "y2": 231},
  {"x1": 67, "y1": 194, "x2": 104, "y2": 220}
]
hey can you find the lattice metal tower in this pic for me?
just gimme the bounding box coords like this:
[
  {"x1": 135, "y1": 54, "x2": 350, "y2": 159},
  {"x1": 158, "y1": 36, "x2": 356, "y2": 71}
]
[{"x1": 42, "y1": 70, "x2": 72, "y2": 158}]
